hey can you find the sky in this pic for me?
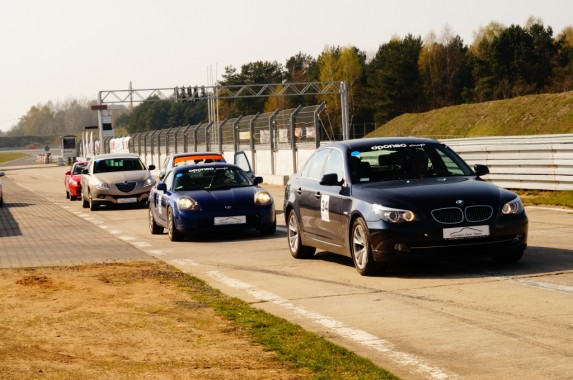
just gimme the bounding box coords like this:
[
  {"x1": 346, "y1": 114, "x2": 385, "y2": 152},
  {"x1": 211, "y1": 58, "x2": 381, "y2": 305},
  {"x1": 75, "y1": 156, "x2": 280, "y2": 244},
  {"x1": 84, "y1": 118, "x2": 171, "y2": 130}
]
[{"x1": 1, "y1": 0, "x2": 571, "y2": 132}]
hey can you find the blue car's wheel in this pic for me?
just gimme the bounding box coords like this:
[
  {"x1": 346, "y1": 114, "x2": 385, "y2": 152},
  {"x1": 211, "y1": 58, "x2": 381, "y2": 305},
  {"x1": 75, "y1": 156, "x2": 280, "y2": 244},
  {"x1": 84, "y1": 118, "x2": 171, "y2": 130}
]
[
  {"x1": 148, "y1": 205, "x2": 163, "y2": 235},
  {"x1": 167, "y1": 207, "x2": 183, "y2": 241}
]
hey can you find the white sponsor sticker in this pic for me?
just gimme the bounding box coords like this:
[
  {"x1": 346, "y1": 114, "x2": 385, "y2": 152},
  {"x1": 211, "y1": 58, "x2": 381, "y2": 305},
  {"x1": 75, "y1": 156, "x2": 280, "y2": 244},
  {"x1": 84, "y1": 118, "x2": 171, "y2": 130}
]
[{"x1": 321, "y1": 194, "x2": 330, "y2": 222}]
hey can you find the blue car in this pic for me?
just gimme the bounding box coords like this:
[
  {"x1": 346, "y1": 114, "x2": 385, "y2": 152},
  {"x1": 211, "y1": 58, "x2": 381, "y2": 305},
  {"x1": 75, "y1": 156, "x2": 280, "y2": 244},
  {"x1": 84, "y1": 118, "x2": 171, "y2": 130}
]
[{"x1": 148, "y1": 163, "x2": 276, "y2": 241}]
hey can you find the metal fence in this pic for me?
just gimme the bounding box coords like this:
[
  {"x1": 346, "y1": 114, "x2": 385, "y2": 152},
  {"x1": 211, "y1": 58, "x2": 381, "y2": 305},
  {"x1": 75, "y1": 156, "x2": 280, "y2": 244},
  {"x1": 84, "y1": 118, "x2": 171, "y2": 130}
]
[{"x1": 82, "y1": 108, "x2": 573, "y2": 190}]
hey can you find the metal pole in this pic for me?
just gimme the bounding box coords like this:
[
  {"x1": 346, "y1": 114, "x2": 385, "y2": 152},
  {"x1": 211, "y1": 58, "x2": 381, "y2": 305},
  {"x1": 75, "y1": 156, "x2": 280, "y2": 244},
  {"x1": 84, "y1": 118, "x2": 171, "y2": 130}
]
[
  {"x1": 340, "y1": 81, "x2": 350, "y2": 140},
  {"x1": 205, "y1": 122, "x2": 214, "y2": 151},
  {"x1": 97, "y1": 92, "x2": 104, "y2": 154},
  {"x1": 314, "y1": 102, "x2": 326, "y2": 149},
  {"x1": 193, "y1": 123, "x2": 202, "y2": 152},
  {"x1": 218, "y1": 119, "x2": 228, "y2": 154},
  {"x1": 232, "y1": 116, "x2": 243, "y2": 153},
  {"x1": 290, "y1": 105, "x2": 303, "y2": 173},
  {"x1": 269, "y1": 109, "x2": 279, "y2": 175},
  {"x1": 249, "y1": 113, "x2": 260, "y2": 173}
]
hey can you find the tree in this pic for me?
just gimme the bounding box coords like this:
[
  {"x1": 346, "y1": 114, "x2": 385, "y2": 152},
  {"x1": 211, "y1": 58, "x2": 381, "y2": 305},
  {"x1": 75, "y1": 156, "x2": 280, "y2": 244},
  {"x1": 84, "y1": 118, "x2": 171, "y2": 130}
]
[
  {"x1": 317, "y1": 45, "x2": 367, "y2": 137},
  {"x1": 7, "y1": 99, "x2": 97, "y2": 137},
  {"x1": 471, "y1": 21, "x2": 558, "y2": 100},
  {"x1": 125, "y1": 98, "x2": 207, "y2": 134},
  {"x1": 552, "y1": 26, "x2": 573, "y2": 91},
  {"x1": 366, "y1": 35, "x2": 424, "y2": 124},
  {"x1": 284, "y1": 52, "x2": 319, "y2": 107},
  {"x1": 419, "y1": 27, "x2": 472, "y2": 108},
  {"x1": 217, "y1": 61, "x2": 286, "y2": 119}
]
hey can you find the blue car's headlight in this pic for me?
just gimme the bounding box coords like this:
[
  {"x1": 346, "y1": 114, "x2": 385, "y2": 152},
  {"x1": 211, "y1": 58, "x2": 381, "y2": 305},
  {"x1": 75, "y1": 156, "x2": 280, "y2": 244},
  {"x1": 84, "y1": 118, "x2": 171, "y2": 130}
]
[
  {"x1": 178, "y1": 197, "x2": 201, "y2": 211},
  {"x1": 502, "y1": 197, "x2": 524, "y2": 214},
  {"x1": 255, "y1": 190, "x2": 273, "y2": 206},
  {"x1": 373, "y1": 204, "x2": 418, "y2": 223}
]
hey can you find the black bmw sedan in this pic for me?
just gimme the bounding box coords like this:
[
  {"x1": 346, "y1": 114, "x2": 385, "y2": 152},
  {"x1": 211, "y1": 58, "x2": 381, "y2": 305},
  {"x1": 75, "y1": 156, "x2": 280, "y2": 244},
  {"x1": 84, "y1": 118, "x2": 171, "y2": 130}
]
[{"x1": 283, "y1": 137, "x2": 528, "y2": 275}]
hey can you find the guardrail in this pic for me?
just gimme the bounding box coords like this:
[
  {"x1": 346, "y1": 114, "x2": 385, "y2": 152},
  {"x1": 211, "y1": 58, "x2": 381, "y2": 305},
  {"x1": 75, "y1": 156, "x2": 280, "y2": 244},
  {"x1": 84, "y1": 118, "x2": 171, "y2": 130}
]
[
  {"x1": 443, "y1": 134, "x2": 573, "y2": 191},
  {"x1": 100, "y1": 132, "x2": 573, "y2": 191}
]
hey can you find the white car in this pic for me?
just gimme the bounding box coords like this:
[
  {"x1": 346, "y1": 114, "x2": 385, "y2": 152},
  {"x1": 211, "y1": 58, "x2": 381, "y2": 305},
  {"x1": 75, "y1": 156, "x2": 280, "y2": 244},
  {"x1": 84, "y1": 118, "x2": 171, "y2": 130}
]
[
  {"x1": 80, "y1": 153, "x2": 156, "y2": 211},
  {"x1": 0, "y1": 170, "x2": 5, "y2": 207}
]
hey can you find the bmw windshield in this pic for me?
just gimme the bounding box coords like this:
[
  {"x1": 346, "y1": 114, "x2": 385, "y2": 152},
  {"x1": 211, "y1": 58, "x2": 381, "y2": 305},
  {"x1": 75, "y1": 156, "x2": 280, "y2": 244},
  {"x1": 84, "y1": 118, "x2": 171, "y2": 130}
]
[{"x1": 348, "y1": 142, "x2": 474, "y2": 183}]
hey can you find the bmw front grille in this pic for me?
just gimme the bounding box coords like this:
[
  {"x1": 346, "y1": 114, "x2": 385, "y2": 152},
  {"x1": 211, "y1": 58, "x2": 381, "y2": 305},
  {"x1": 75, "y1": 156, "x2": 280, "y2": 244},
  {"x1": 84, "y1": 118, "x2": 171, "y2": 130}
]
[{"x1": 431, "y1": 205, "x2": 493, "y2": 224}]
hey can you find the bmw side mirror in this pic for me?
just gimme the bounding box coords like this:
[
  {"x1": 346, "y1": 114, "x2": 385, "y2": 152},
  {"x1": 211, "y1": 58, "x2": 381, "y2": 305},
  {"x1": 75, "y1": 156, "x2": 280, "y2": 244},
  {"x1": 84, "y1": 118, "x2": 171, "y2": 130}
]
[
  {"x1": 157, "y1": 183, "x2": 167, "y2": 192},
  {"x1": 253, "y1": 176, "x2": 263, "y2": 185},
  {"x1": 81, "y1": 169, "x2": 89, "y2": 175},
  {"x1": 474, "y1": 164, "x2": 490, "y2": 177},
  {"x1": 148, "y1": 165, "x2": 156, "y2": 170},
  {"x1": 320, "y1": 173, "x2": 343, "y2": 186}
]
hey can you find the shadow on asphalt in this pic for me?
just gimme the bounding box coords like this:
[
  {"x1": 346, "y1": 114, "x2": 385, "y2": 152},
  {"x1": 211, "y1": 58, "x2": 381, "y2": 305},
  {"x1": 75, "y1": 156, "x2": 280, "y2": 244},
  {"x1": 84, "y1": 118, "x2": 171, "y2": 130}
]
[{"x1": 310, "y1": 245, "x2": 573, "y2": 279}]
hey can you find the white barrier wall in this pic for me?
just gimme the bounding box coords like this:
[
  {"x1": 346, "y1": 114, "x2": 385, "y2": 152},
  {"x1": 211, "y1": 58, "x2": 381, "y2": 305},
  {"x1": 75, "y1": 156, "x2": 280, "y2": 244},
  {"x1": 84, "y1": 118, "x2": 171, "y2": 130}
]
[
  {"x1": 443, "y1": 134, "x2": 573, "y2": 190},
  {"x1": 116, "y1": 134, "x2": 573, "y2": 190}
]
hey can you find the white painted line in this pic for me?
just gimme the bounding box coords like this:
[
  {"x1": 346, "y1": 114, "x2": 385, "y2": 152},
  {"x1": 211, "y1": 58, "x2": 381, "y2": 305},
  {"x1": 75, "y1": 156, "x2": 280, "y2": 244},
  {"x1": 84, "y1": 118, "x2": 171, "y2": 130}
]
[
  {"x1": 207, "y1": 271, "x2": 458, "y2": 380},
  {"x1": 170, "y1": 258, "x2": 199, "y2": 266},
  {"x1": 526, "y1": 206, "x2": 573, "y2": 213},
  {"x1": 147, "y1": 250, "x2": 165, "y2": 256},
  {"x1": 132, "y1": 241, "x2": 152, "y2": 248},
  {"x1": 118, "y1": 235, "x2": 136, "y2": 241},
  {"x1": 108, "y1": 230, "x2": 122, "y2": 235},
  {"x1": 515, "y1": 279, "x2": 573, "y2": 295}
]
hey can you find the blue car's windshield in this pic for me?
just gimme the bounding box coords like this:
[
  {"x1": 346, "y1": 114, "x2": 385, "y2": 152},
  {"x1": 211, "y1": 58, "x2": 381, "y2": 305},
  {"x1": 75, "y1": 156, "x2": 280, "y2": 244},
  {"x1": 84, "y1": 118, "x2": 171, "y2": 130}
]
[
  {"x1": 173, "y1": 166, "x2": 253, "y2": 191},
  {"x1": 349, "y1": 142, "x2": 473, "y2": 183}
]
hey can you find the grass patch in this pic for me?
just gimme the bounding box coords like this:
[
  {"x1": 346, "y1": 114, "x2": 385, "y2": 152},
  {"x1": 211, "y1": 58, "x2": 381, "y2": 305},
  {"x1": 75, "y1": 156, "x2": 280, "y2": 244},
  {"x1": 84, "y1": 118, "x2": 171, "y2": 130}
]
[
  {"x1": 515, "y1": 190, "x2": 573, "y2": 209},
  {"x1": 370, "y1": 91, "x2": 573, "y2": 138},
  {"x1": 0, "y1": 152, "x2": 29, "y2": 164},
  {"x1": 177, "y1": 273, "x2": 399, "y2": 379}
]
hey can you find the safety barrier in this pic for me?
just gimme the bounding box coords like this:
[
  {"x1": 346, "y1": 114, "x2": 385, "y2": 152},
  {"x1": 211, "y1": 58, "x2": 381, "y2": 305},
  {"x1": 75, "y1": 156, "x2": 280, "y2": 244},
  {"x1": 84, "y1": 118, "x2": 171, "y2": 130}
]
[
  {"x1": 443, "y1": 134, "x2": 573, "y2": 190},
  {"x1": 99, "y1": 130, "x2": 573, "y2": 190}
]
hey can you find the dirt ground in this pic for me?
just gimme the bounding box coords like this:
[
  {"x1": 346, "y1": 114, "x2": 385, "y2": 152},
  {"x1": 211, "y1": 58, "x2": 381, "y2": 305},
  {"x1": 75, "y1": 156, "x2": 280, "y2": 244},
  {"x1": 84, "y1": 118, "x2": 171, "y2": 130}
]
[{"x1": 0, "y1": 260, "x2": 309, "y2": 379}]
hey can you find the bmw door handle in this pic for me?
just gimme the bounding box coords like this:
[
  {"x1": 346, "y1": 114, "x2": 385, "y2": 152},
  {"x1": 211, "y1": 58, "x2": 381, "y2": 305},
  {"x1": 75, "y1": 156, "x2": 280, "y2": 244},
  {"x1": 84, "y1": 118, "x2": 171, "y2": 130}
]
[
  {"x1": 314, "y1": 192, "x2": 321, "y2": 199},
  {"x1": 295, "y1": 187, "x2": 302, "y2": 195}
]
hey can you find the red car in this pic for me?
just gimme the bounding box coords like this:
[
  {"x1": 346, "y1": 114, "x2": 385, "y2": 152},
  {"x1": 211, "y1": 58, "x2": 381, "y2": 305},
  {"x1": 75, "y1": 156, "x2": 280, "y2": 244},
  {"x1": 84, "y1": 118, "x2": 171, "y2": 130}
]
[{"x1": 64, "y1": 161, "x2": 88, "y2": 200}]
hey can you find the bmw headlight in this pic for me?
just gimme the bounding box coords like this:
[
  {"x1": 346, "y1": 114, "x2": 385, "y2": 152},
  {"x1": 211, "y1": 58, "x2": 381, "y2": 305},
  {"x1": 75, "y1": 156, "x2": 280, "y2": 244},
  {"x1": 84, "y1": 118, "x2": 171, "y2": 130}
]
[
  {"x1": 94, "y1": 180, "x2": 109, "y2": 190},
  {"x1": 502, "y1": 197, "x2": 524, "y2": 214},
  {"x1": 373, "y1": 204, "x2": 418, "y2": 223},
  {"x1": 178, "y1": 197, "x2": 201, "y2": 211},
  {"x1": 255, "y1": 190, "x2": 273, "y2": 206}
]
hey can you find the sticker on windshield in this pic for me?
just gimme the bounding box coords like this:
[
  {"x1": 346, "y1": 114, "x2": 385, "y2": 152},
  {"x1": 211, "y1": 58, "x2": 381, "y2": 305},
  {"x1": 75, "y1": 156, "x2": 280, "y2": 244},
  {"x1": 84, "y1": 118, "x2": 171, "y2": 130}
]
[{"x1": 321, "y1": 194, "x2": 330, "y2": 222}]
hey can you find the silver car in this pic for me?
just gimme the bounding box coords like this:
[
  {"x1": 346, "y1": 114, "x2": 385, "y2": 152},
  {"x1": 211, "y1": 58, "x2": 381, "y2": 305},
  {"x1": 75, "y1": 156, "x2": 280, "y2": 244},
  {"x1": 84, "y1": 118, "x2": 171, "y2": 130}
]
[
  {"x1": 0, "y1": 170, "x2": 5, "y2": 207},
  {"x1": 81, "y1": 153, "x2": 156, "y2": 211}
]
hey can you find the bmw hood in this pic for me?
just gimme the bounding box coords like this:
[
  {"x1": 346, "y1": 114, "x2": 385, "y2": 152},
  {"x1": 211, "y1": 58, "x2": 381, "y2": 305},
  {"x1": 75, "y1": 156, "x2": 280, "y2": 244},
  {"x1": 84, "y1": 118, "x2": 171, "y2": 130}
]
[{"x1": 352, "y1": 177, "x2": 515, "y2": 211}]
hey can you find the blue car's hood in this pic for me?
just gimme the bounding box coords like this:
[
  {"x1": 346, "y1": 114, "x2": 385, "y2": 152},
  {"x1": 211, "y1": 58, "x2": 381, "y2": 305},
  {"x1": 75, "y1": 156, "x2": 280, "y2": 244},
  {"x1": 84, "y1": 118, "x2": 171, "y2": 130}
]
[{"x1": 352, "y1": 177, "x2": 514, "y2": 210}]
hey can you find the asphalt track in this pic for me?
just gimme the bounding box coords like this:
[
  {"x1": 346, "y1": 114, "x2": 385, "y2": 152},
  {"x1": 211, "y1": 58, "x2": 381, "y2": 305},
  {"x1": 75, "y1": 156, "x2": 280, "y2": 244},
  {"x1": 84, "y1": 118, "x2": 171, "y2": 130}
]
[{"x1": 2, "y1": 155, "x2": 573, "y2": 380}]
